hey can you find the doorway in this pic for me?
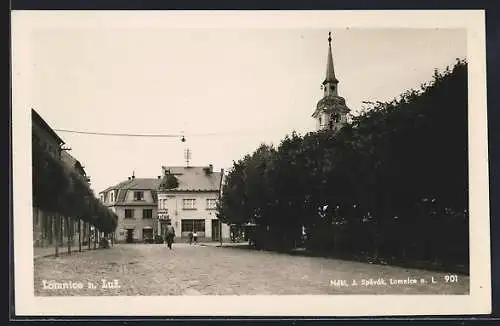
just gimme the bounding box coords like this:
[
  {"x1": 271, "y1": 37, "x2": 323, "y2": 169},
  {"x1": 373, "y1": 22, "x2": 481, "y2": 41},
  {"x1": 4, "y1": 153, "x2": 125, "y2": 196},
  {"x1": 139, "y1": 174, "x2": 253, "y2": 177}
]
[
  {"x1": 126, "y1": 229, "x2": 134, "y2": 243},
  {"x1": 212, "y1": 219, "x2": 220, "y2": 241},
  {"x1": 143, "y1": 228, "x2": 153, "y2": 243}
]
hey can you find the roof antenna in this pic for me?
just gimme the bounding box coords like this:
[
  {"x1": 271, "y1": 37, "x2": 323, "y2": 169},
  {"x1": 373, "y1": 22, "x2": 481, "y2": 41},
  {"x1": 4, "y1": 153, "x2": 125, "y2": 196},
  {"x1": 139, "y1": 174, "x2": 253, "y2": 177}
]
[{"x1": 184, "y1": 148, "x2": 191, "y2": 167}]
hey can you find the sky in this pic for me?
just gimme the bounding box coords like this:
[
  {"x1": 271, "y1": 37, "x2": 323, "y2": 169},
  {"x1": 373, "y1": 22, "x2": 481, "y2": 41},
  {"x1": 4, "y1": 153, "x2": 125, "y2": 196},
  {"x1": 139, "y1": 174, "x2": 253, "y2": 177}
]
[{"x1": 28, "y1": 27, "x2": 466, "y2": 195}]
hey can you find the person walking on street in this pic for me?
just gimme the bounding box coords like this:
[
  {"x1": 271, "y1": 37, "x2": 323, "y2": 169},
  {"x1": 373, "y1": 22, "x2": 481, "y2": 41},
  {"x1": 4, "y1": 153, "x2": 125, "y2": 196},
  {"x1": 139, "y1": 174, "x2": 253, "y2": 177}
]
[
  {"x1": 165, "y1": 221, "x2": 175, "y2": 250},
  {"x1": 193, "y1": 231, "x2": 198, "y2": 244}
]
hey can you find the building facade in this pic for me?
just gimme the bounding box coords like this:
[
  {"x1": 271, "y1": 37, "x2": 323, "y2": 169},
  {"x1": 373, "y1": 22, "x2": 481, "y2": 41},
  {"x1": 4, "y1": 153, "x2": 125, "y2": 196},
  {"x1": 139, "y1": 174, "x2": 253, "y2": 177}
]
[
  {"x1": 157, "y1": 165, "x2": 230, "y2": 242},
  {"x1": 100, "y1": 166, "x2": 230, "y2": 243},
  {"x1": 32, "y1": 109, "x2": 64, "y2": 160},
  {"x1": 32, "y1": 109, "x2": 66, "y2": 245},
  {"x1": 312, "y1": 32, "x2": 351, "y2": 132},
  {"x1": 32, "y1": 109, "x2": 92, "y2": 248},
  {"x1": 99, "y1": 176, "x2": 161, "y2": 243}
]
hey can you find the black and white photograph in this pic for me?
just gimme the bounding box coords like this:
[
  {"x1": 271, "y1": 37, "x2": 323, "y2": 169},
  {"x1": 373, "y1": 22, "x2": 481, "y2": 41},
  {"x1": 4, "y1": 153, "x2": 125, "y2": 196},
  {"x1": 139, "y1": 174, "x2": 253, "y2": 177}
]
[{"x1": 12, "y1": 10, "x2": 490, "y2": 316}]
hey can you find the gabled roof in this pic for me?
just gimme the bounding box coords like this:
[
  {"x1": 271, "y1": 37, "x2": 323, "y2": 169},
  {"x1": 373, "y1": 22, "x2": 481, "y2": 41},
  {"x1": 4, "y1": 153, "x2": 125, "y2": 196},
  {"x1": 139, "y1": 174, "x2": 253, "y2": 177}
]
[
  {"x1": 100, "y1": 179, "x2": 132, "y2": 194},
  {"x1": 161, "y1": 166, "x2": 222, "y2": 192},
  {"x1": 100, "y1": 178, "x2": 162, "y2": 203},
  {"x1": 31, "y1": 109, "x2": 65, "y2": 145},
  {"x1": 100, "y1": 167, "x2": 221, "y2": 204}
]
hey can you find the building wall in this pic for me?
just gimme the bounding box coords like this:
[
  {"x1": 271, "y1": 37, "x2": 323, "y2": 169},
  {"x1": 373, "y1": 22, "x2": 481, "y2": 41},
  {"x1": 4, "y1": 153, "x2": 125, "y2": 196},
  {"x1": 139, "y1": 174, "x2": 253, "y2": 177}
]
[
  {"x1": 157, "y1": 191, "x2": 229, "y2": 241},
  {"x1": 113, "y1": 206, "x2": 157, "y2": 242},
  {"x1": 32, "y1": 118, "x2": 63, "y2": 245},
  {"x1": 100, "y1": 188, "x2": 158, "y2": 242},
  {"x1": 100, "y1": 186, "x2": 230, "y2": 243},
  {"x1": 33, "y1": 206, "x2": 92, "y2": 248},
  {"x1": 33, "y1": 206, "x2": 43, "y2": 246},
  {"x1": 317, "y1": 111, "x2": 348, "y2": 131},
  {"x1": 32, "y1": 122, "x2": 61, "y2": 160},
  {"x1": 101, "y1": 189, "x2": 117, "y2": 205}
]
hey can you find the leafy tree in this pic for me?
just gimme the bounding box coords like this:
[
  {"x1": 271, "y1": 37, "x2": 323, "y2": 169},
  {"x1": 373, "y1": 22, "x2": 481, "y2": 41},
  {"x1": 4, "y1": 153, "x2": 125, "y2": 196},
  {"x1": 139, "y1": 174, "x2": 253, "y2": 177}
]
[
  {"x1": 217, "y1": 59, "x2": 469, "y2": 270},
  {"x1": 32, "y1": 141, "x2": 118, "y2": 235},
  {"x1": 159, "y1": 172, "x2": 179, "y2": 190}
]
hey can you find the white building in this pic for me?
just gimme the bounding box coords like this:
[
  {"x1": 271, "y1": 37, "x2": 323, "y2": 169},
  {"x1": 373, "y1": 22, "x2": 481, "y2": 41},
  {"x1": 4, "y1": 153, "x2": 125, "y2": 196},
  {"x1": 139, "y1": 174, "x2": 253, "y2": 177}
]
[
  {"x1": 312, "y1": 32, "x2": 351, "y2": 132},
  {"x1": 99, "y1": 175, "x2": 160, "y2": 243},
  {"x1": 157, "y1": 165, "x2": 230, "y2": 241}
]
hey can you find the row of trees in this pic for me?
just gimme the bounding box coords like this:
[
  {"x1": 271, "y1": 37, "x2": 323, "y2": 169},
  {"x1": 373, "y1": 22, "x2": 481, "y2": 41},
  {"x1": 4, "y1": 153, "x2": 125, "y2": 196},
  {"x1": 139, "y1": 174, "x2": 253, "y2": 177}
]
[
  {"x1": 217, "y1": 59, "x2": 469, "y2": 270},
  {"x1": 32, "y1": 141, "x2": 118, "y2": 255}
]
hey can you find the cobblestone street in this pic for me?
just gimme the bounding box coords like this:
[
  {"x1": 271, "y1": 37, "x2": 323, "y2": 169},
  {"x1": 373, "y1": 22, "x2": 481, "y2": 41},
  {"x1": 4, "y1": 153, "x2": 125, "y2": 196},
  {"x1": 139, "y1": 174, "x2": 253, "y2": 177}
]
[{"x1": 34, "y1": 243, "x2": 469, "y2": 296}]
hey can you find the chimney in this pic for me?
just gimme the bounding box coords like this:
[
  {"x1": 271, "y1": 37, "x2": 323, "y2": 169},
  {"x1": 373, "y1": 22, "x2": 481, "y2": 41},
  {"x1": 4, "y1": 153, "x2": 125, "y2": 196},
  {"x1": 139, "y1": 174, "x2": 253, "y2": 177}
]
[
  {"x1": 209, "y1": 164, "x2": 213, "y2": 173},
  {"x1": 157, "y1": 176, "x2": 161, "y2": 179},
  {"x1": 128, "y1": 177, "x2": 131, "y2": 180},
  {"x1": 132, "y1": 175, "x2": 135, "y2": 179}
]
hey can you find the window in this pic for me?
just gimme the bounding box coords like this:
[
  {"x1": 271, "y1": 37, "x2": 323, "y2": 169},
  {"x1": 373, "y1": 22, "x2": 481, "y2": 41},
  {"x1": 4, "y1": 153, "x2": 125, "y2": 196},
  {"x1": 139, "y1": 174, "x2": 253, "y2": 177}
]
[
  {"x1": 143, "y1": 209, "x2": 153, "y2": 219},
  {"x1": 110, "y1": 191, "x2": 115, "y2": 202},
  {"x1": 134, "y1": 191, "x2": 144, "y2": 201},
  {"x1": 181, "y1": 219, "x2": 206, "y2": 233},
  {"x1": 125, "y1": 209, "x2": 134, "y2": 219},
  {"x1": 183, "y1": 199, "x2": 196, "y2": 210},
  {"x1": 206, "y1": 198, "x2": 217, "y2": 210}
]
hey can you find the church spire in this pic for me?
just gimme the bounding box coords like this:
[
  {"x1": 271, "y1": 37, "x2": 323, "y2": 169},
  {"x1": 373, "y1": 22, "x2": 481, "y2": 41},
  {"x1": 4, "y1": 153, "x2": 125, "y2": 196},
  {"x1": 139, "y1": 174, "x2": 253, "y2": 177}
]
[
  {"x1": 312, "y1": 31, "x2": 350, "y2": 132},
  {"x1": 323, "y1": 32, "x2": 338, "y2": 85}
]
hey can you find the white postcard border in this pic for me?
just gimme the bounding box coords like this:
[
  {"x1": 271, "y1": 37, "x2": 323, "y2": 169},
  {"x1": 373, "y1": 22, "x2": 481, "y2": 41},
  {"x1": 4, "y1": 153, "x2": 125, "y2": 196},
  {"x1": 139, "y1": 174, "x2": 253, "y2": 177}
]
[{"x1": 12, "y1": 10, "x2": 490, "y2": 316}]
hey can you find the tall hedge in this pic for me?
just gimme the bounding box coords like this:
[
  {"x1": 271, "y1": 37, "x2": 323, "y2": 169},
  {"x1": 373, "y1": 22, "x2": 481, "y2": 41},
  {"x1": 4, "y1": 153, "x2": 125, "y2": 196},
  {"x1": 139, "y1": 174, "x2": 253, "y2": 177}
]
[
  {"x1": 32, "y1": 143, "x2": 118, "y2": 233},
  {"x1": 217, "y1": 59, "x2": 469, "y2": 269}
]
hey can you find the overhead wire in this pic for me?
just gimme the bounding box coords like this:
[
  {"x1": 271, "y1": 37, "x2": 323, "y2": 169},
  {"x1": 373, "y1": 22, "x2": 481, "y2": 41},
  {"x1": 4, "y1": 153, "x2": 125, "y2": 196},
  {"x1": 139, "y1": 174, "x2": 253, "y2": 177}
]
[
  {"x1": 54, "y1": 129, "x2": 219, "y2": 138},
  {"x1": 53, "y1": 127, "x2": 298, "y2": 138}
]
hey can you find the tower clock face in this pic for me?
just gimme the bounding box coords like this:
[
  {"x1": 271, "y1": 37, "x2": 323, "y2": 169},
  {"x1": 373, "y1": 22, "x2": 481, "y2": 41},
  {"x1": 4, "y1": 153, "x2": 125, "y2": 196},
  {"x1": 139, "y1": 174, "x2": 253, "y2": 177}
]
[{"x1": 330, "y1": 113, "x2": 340, "y2": 123}]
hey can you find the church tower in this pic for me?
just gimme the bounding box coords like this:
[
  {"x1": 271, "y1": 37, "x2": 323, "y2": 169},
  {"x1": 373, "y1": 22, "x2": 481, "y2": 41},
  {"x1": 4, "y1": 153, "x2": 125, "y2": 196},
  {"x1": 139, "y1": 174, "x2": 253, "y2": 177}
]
[{"x1": 312, "y1": 32, "x2": 350, "y2": 132}]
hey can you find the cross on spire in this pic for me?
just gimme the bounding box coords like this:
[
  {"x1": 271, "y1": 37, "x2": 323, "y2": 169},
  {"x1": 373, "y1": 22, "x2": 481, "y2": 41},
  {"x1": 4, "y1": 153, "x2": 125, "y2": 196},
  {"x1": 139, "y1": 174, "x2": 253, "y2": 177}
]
[{"x1": 323, "y1": 31, "x2": 338, "y2": 85}]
